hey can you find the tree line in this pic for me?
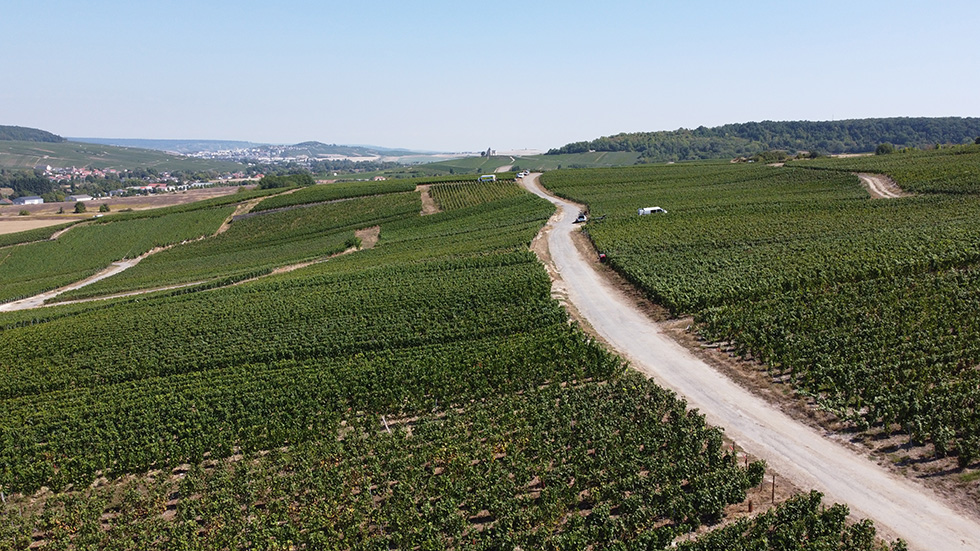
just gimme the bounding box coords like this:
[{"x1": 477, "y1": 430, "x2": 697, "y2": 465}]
[
  {"x1": 0, "y1": 125, "x2": 65, "y2": 143},
  {"x1": 547, "y1": 117, "x2": 980, "y2": 162}
]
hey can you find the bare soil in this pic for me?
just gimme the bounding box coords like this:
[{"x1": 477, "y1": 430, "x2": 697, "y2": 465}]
[
  {"x1": 858, "y1": 173, "x2": 908, "y2": 199},
  {"x1": 0, "y1": 218, "x2": 76, "y2": 235},
  {"x1": 416, "y1": 184, "x2": 440, "y2": 215}
]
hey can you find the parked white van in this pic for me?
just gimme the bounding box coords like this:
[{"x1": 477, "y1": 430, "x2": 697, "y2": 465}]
[{"x1": 638, "y1": 207, "x2": 666, "y2": 215}]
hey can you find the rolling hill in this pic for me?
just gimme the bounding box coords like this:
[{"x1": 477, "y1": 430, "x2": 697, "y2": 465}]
[
  {"x1": 549, "y1": 117, "x2": 980, "y2": 162},
  {"x1": 0, "y1": 125, "x2": 65, "y2": 143},
  {"x1": 0, "y1": 139, "x2": 244, "y2": 172}
]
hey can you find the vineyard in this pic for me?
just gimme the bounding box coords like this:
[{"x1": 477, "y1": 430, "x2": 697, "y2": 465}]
[
  {"x1": 541, "y1": 158, "x2": 980, "y2": 470},
  {"x1": 0, "y1": 178, "x2": 901, "y2": 548},
  {"x1": 55, "y1": 193, "x2": 421, "y2": 301},
  {"x1": 0, "y1": 207, "x2": 234, "y2": 304},
  {"x1": 251, "y1": 180, "x2": 418, "y2": 212},
  {"x1": 428, "y1": 179, "x2": 524, "y2": 211},
  {"x1": 794, "y1": 144, "x2": 980, "y2": 194},
  {"x1": 0, "y1": 221, "x2": 78, "y2": 249}
]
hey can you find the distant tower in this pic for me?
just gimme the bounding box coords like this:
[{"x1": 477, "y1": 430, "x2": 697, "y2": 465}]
[{"x1": 486, "y1": 147, "x2": 492, "y2": 158}]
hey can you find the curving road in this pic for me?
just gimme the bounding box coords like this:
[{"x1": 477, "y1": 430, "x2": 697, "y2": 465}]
[
  {"x1": 858, "y1": 172, "x2": 906, "y2": 198},
  {"x1": 521, "y1": 173, "x2": 980, "y2": 551}
]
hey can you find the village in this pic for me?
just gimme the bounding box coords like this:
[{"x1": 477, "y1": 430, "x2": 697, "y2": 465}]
[{"x1": 0, "y1": 164, "x2": 255, "y2": 207}]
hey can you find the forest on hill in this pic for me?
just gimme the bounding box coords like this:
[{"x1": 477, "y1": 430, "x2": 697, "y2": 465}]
[
  {"x1": 0, "y1": 125, "x2": 65, "y2": 143},
  {"x1": 547, "y1": 117, "x2": 980, "y2": 162}
]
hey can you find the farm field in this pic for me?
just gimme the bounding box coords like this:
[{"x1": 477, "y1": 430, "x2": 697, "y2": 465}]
[
  {"x1": 0, "y1": 206, "x2": 234, "y2": 304},
  {"x1": 250, "y1": 179, "x2": 417, "y2": 211},
  {"x1": 793, "y1": 144, "x2": 980, "y2": 194},
  {"x1": 540, "y1": 147, "x2": 980, "y2": 488},
  {"x1": 0, "y1": 178, "x2": 899, "y2": 548},
  {"x1": 55, "y1": 192, "x2": 421, "y2": 300}
]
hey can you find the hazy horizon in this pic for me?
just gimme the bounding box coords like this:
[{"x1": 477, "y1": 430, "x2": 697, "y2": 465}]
[{"x1": 4, "y1": 0, "x2": 978, "y2": 152}]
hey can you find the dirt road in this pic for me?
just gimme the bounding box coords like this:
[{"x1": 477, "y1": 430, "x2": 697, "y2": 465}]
[
  {"x1": 521, "y1": 173, "x2": 980, "y2": 550},
  {"x1": 0, "y1": 253, "x2": 154, "y2": 312},
  {"x1": 858, "y1": 173, "x2": 906, "y2": 198}
]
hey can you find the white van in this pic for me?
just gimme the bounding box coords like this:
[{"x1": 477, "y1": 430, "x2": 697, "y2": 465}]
[
  {"x1": 638, "y1": 207, "x2": 666, "y2": 215},
  {"x1": 478, "y1": 174, "x2": 496, "y2": 182}
]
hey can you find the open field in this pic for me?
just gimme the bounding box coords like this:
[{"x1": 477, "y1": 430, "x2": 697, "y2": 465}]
[
  {"x1": 0, "y1": 218, "x2": 76, "y2": 236},
  {"x1": 0, "y1": 140, "x2": 243, "y2": 171}
]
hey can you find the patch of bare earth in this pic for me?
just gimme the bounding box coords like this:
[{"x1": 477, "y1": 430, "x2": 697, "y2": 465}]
[
  {"x1": 0, "y1": 218, "x2": 75, "y2": 236},
  {"x1": 857, "y1": 173, "x2": 908, "y2": 199},
  {"x1": 235, "y1": 226, "x2": 381, "y2": 285},
  {"x1": 416, "y1": 184, "x2": 440, "y2": 215},
  {"x1": 355, "y1": 225, "x2": 380, "y2": 249},
  {"x1": 215, "y1": 196, "x2": 268, "y2": 235}
]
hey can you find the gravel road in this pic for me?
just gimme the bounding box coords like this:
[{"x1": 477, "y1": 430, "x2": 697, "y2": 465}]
[{"x1": 521, "y1": 173, "x2": 980, "y2": 551}]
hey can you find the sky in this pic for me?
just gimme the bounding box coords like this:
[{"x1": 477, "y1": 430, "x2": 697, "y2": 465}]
[{"x1": 2, "y1": 0, "x2": 978, "y2": 152}]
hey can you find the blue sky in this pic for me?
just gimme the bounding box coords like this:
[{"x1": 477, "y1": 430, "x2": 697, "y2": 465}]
[{"x1": 2, "y1": 0, "x2": 978, "y2": 151}]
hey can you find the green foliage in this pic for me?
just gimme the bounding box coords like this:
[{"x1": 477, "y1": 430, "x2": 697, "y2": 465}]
[
  {"x1": 0, "y1": 207, "x2": 234, "y2": 304},
  {"x1": 257, "y1": 172, "x2": 315, "y2": 189},
  {"x1": 0, "y1": 221, "x2": 77, "y2": 248},
  {"x1": 0, "y1": 124, "x2": 64, "y2": 142},
  {"x1": 73, "y1": 201, "x2": 86, "y2": 213},
  {"x1": 753, "y1": 150, "x2": 790, "y2": 163},
  {"x1": 794, "y1": 143, "x2": 980, "y2": 194},
  {"x1": 252, "y1": 179, "x2": 416, "y2": 211},
  {"x1": 679, "y1": 491, "x2": 902, "y2": 551},
  {"x1": 92, "y1": 186, "x2": 282, "y2": 223},
  {"x1": 98, "y1": 203, "x2": 110, "y2": 212},
  {"x1": 58, "y1": 193, "x2": 420, "y2": 300},
  {"x1": 549, "y1": 117, "x2": 980, "y2": 161},
  {"x1": 429, "y1": 179, "x2": 524, "y2": 211},
  {"x1": 0, "y1": 140, "x2": 242, "y2": 172},
  {"x1": 876, "y1": 142, "x2": 896, "y2": 155},
  {"x1": 0, "y1": 191, "x2": 622, "y2": 493},
  {"x1": 0, "y1": 168, "x2": 898, "y2": 548},
  {"x1": 542, "y1": 158, "x2": 980, "y2": 460},
  {"x1": 1, "y1": 169, "x2": 55, "y2": 195},
  {"x1": 0, "y1": 374, "x2": 780, "y2": 549}
]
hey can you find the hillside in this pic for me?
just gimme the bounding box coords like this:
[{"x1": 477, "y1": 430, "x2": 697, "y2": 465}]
[
  {"x1": 70, "y1": 137, "x2": 265, "y2": 154},
  {"x1": 0, "y1": 125, "x2": 65, "y2": 143},
  {"x1": 0, "y1": 140, "x2": 243, "y2": 172},
  {"x1": 72, "y1": 138, "x2": 428, "y2": 160},
  {"x1": 548, "y1": 117, "x2": 980, "y2": 162}
]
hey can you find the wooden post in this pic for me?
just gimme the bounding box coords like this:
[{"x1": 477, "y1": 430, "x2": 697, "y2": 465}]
[
  {"x1": 771, "y1": 475, "x2": 776, "y2": 503},
  {"x1": 748, "y1": 499, "x2": 753, "y2": 513},
  {"x1": 382, "y1": 416, "x2": 391, "y2": 434}
]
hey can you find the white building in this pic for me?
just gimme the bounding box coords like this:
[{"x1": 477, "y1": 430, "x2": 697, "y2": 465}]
[{"x1": 13, "y1": 196, "x2": 44, "y2": 205}]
